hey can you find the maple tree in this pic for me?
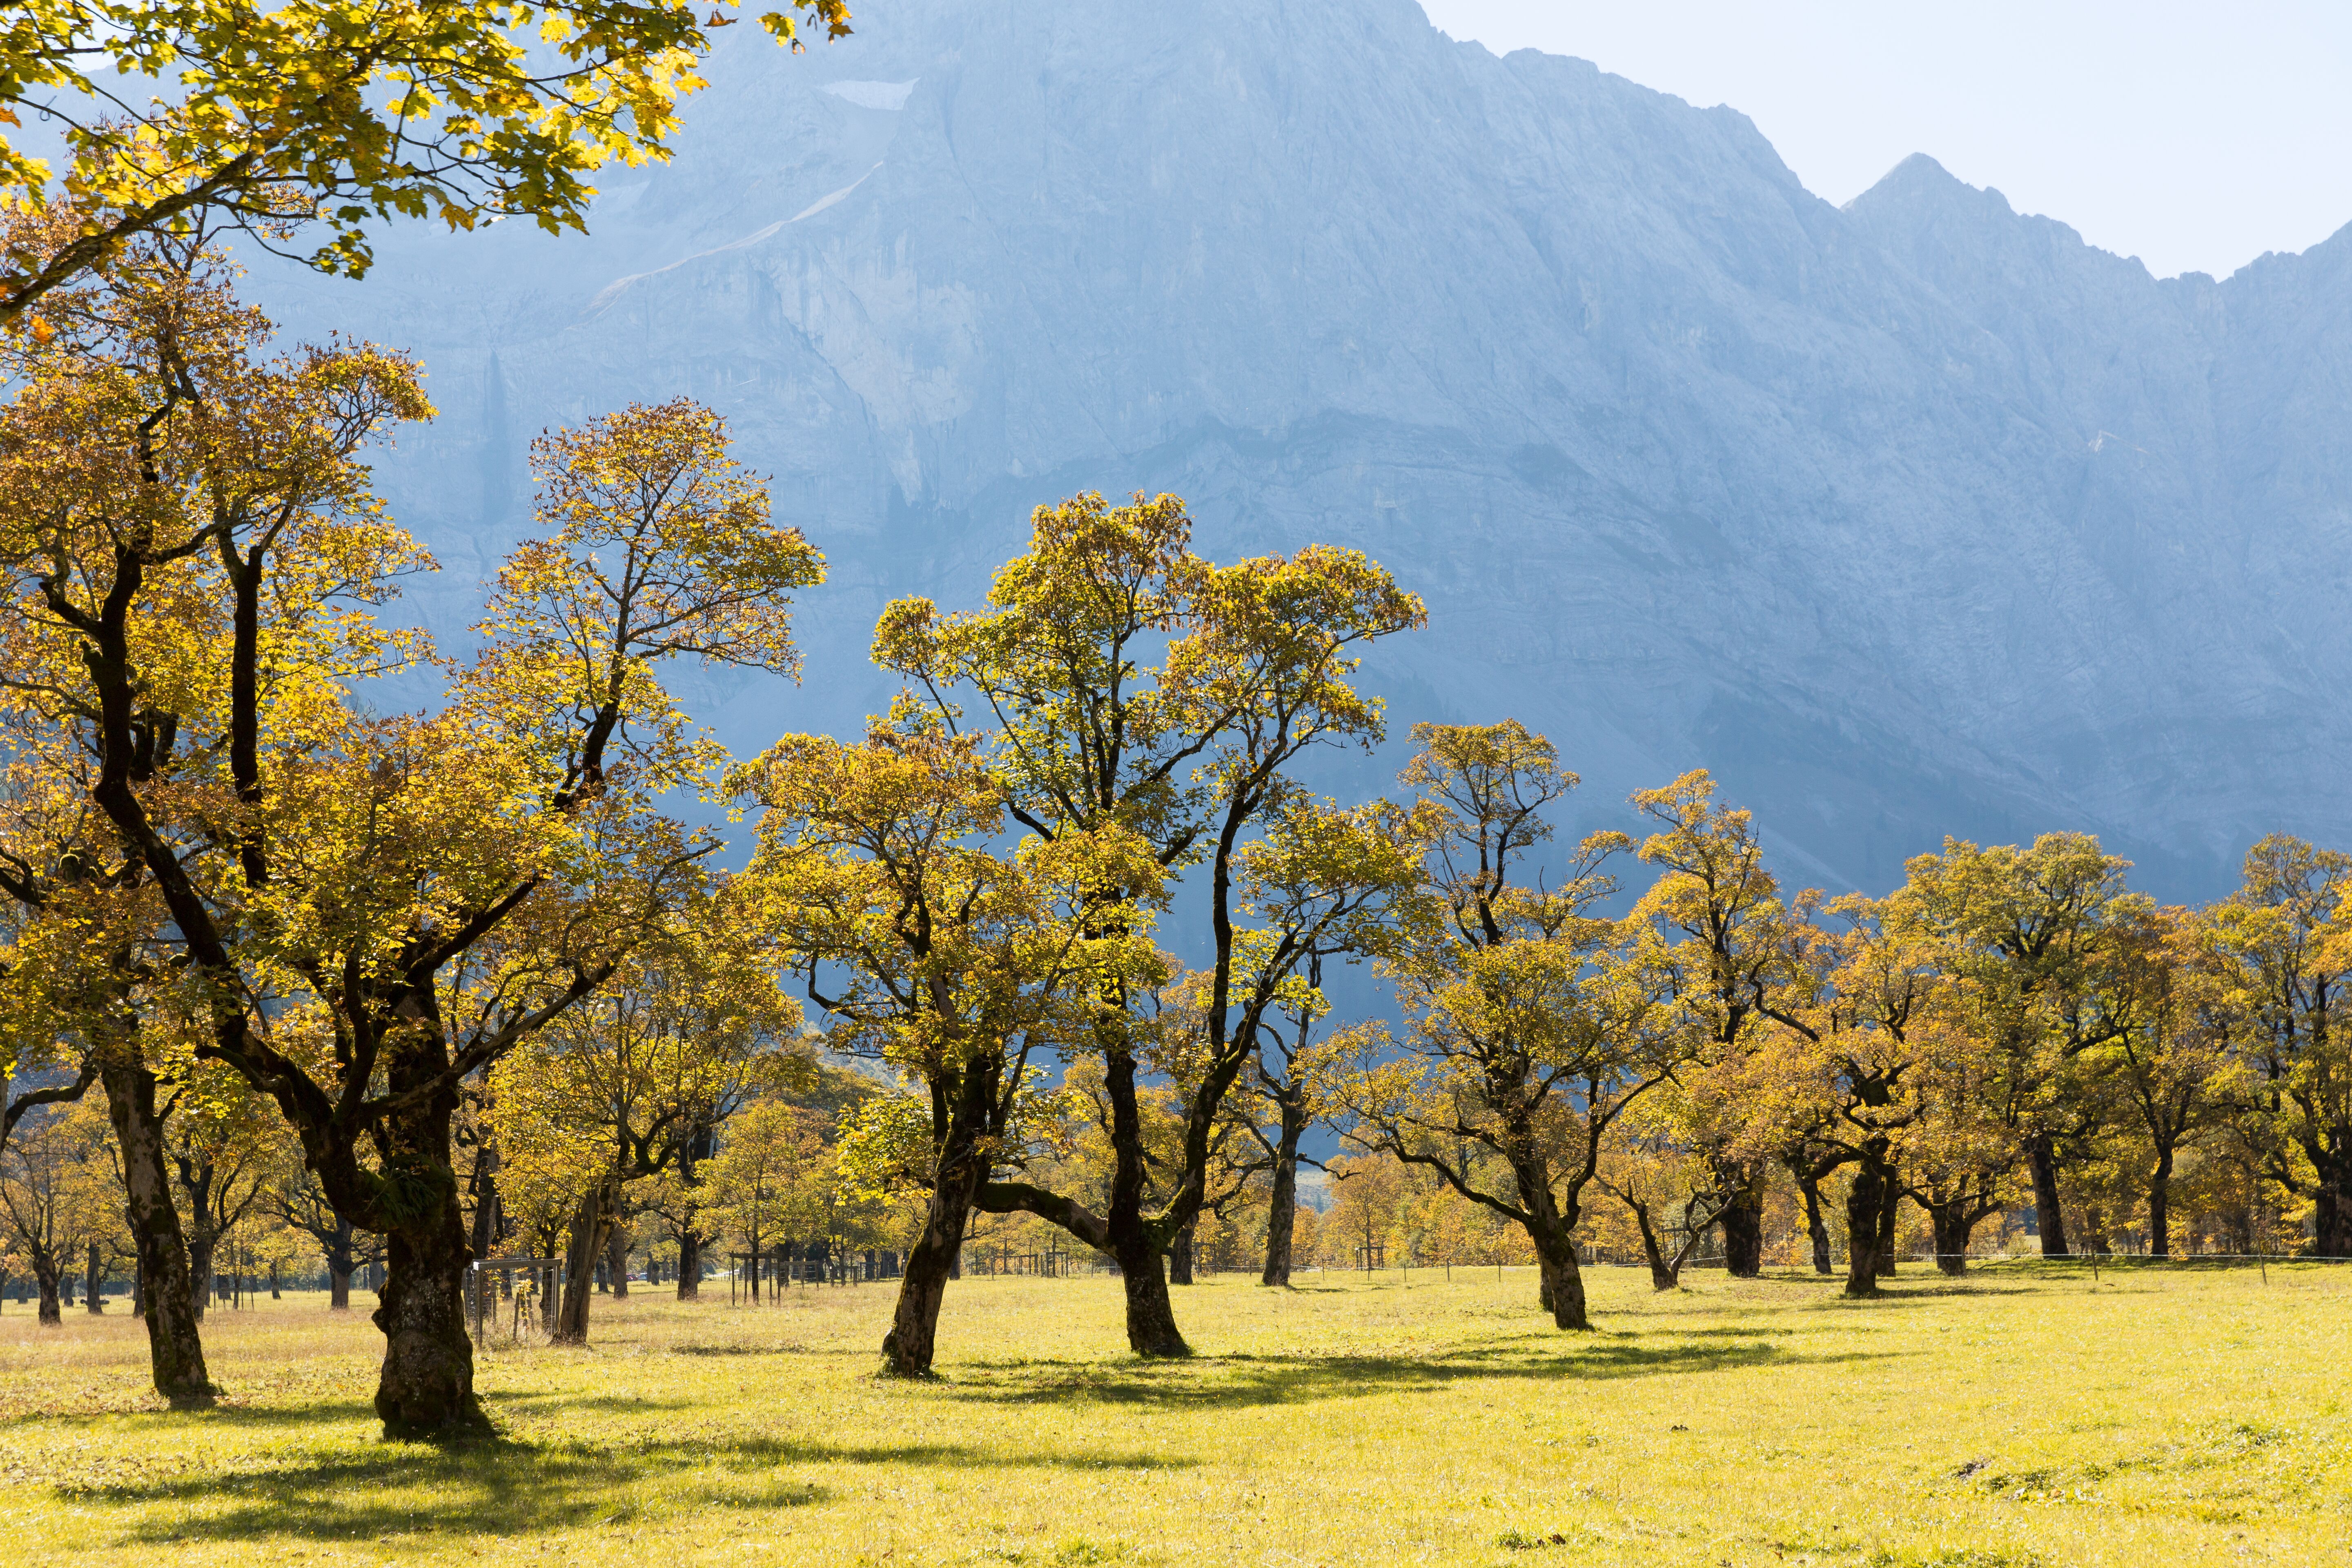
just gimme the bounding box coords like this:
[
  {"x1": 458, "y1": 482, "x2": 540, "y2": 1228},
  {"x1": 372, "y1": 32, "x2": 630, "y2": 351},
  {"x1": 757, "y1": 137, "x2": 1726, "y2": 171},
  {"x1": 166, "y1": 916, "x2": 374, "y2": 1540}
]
[
  {"x1": 2207, "y1": 835, "x2": 2352, "y2": 1257},
  {"x1": 1331, "y1": 720, "x2": 1662, "y2": 1330},
  {"x1": 1899, "y1": 833, "x2": 2138, "y2": 1259},
  {"x1": 0, "y1": 236, "x2": 823, "y2": 1429},
  {"x1": 487, "y1": 923, "x2": 802, "y2": 1344},
  {"x1": 878, "y1": 490, "x2": 1423, "y2": 1357},
  {"x1": 1626, "y1": 770, "x2": 1815, "y2": 1279},
  {"x1": 737, "y1": 720, "x2": 1160, "y2": 1375},
  {"x1": 0, "y1": 0, "x2": 852, "y2": 317}
]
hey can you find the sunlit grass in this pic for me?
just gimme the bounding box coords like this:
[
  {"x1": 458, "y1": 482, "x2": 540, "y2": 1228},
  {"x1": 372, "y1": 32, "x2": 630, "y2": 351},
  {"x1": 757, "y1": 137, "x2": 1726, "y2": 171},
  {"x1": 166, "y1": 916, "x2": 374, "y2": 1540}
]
[{"x1": 0, "y1": 1261, "x2": 2344, "y2": 1566}]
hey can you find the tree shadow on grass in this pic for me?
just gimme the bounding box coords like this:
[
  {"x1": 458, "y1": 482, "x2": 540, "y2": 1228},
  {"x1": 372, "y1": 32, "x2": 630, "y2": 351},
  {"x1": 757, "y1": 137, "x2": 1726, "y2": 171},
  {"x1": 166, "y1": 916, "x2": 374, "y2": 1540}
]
[
  {"x1": 1806, "y1": 1282, "x2": 2041, "y2": 1305},
  {"x1": 947, "y1": 1339, "x2": 1910, "y2": 1409},
  {"x1": 74, "y1": 1429, "x2": 1195, "y2": 1546},
  {"x1": 0, "y1": 1397, "x2": 384, "y2": 1433}
]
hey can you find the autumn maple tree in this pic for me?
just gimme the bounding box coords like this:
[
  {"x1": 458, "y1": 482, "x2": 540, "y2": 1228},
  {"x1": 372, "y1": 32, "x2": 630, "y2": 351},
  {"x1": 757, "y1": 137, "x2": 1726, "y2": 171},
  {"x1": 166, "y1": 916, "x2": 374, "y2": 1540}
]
[
  {"x1": 875, "y1": 490, "x2": 1423, "y2": 1356},
  {"x1": 0, "y1": 247, "x2": 823, "y2": 1430},
  {"x1": 487, "y1": 922, "x2": 804, "y2": 1345},
  {"x1": 1332, "y1": 720, "x2": 1665, "y2": 1331},
  {"x1": 0, "y1": 0, "x2": 853, "y2": 318},
  {"x1": 736, "y1": 720, "x2": 1162, "y2": 1375}
]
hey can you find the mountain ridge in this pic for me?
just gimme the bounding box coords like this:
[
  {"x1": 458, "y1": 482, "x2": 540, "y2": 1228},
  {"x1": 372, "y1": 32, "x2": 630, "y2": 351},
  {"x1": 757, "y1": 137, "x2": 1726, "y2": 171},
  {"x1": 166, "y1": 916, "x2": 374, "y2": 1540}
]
[{"x1": 238, "y1": 0, "x2": 2352, "y2": 898}]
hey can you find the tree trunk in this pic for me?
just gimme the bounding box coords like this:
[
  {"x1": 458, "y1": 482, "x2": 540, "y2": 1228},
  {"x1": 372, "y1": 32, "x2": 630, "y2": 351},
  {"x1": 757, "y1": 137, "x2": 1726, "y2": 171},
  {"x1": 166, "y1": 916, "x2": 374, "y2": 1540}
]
[
  {"x1": 1111, "y1": 1223, "x2": 1187, "y2": 1355},
  {"x1": 552, "y1": 1180, "x2": 617, "y2": 1345},
  {"x1": 186, "y1": 1228, "x2": 216, "y2": 1323},
  {"x1": 1930, "y1": 1204, "x2": 1975, "y2": 1276},
  {"x1": 85, "y1": 1241, "x2": 106, "y2": 1313},
  {"x1": 607, "y1": 1223, "x2": 629, "y2": 1299},
  {"x1": 1168, "y1": 1216, "x2": 1196, "y2": 1285},
  {"x1": 34, "y1": 1259, "x2": 61, "y2": 1325},
  {"x1": 675, "y1": 1231, "x2": 702, "y2": 1299},
  {"x1": 880, "y1": 1137, "x2": 988, "y2": 1379},
  {"x1": 1534, "y1": 1236, "x2": 1588, "y2": 1327},
  {"x1": 1625, "y1": 1197, "x2": 1679, "y2": 1291},
  {"x1": 99, "y1": 1058, "x2": 212, "y2": 1403},
  {"x1": 1103, "y1": 1045, "x2": 1189, "y2": 1358},
  {"x1": 1844, "y1": 1157, "x2": 1886, "y2": 1298},
  {"x1": 2148, "y1": 1145, "x2": 2174, "y2": 1259},
  {"x1": 325, "y1": 1217, "x2": 356, "y2": 1311},
  {"x1": 1875, "y1": 1175, "x2": 1900, "y2": 1276},
  {"x1": 2314, "y1": 1182, "x2": 2351, "y2": 1258},
  {"x1": 1714, "y1": 1157, "x2": 1764, "y2": 1277},
  {"x1": 1796, "y1": 1169, "x2": 1833, "y2": 1275},
  {"x1": 1505, "y1": 1150, "x2": 1589, "y2": 1329},
  {"x1": 1260, "y1": 1093, "x2": 1307, "y2": 1286},
  {"x1": 368, "y1": 1038, "x2": 481, "y2": 1433},
  {"x1": 2030, "y1": 1134, "x2": 2070, "y2": 1257}
]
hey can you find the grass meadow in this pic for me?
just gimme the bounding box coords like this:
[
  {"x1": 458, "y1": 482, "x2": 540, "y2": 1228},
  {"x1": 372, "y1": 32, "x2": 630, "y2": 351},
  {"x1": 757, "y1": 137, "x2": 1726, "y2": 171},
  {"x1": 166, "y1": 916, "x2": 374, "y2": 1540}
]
[{"x1": 0, "y1": 1262, "x2": 2341, "y2": 1567}]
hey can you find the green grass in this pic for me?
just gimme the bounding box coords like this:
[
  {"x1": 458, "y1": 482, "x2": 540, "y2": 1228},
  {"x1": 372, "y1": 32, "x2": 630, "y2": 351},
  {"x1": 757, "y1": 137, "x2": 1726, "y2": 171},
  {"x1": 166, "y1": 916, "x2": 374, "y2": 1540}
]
[{"x1": 0, "y1": 1262, "x2": 2344, "y2": 1566}]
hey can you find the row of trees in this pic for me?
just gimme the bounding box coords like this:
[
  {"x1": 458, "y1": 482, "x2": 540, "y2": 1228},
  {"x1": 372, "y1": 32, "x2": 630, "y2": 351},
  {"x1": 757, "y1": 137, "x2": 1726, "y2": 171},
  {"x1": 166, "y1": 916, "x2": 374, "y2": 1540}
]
[{"x1": 5, "y1": 217, "x2": 2350, "y2": 1428}]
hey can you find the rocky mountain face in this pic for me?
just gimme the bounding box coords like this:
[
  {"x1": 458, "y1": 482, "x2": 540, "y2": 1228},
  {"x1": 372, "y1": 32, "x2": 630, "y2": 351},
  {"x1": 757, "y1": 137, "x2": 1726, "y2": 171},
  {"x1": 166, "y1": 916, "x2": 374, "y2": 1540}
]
[{"x1": 248, "y1": 0, "x2": 2352, "y2": 895}]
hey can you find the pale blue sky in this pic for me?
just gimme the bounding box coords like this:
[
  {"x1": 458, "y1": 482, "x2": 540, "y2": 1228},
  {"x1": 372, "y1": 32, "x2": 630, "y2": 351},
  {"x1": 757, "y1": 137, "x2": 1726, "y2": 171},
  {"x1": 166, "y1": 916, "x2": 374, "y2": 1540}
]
[{"x1": 1419, "y1": 1, "x2": 2352, "y2": 280}]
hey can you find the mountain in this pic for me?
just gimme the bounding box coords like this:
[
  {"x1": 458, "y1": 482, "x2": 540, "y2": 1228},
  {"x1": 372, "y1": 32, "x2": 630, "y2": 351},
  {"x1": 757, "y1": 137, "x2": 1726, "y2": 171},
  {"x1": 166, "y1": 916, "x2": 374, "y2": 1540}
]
[{"x1": 244, "y1": 0, "x2": 2352, "y2": 897}]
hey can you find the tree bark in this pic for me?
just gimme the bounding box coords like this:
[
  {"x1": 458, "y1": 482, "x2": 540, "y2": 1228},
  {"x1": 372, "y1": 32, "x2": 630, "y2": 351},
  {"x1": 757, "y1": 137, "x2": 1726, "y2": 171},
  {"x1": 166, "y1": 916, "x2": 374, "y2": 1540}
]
[
  {"x1": 367, "y1": 1039, "x2": 481, "y2": 1433},
  {"x1": 1102, "y1": 1044, "x2": 1190, "y2": 1357},
  {"x1": 1929, "y1": 1204, "x2": 1975, "y2": 1276},
  {"x1": 2030, "y1": 1134, "x2": 2071, "y2": 1257},
  {"x1": 2314, "y1": 1182, "x2": 2350, "y2": 1258},
  {"x1": 1626, "y1": 1198, "x2": 1680, "y2": 1291},
  {"x1": 1168, "y1": 1216, "x2": 1196, "y2": 1285},
  {"x1": 880, "y1": 1136, "x2": 988, "y2": 1378},
  {"x1": 552, "y1": 1178, "x2": 617, "y2": 1345},
  {"x1": 323, "y1": 1217, "x2": 356, "y2": 1310},
  {"x1": 2148, "y1": 1145, "x2": 2174, "y2": 1259},
  {"x1": 185, "y1": 1225, "x2": 216, "y2": 1322},
  {"x1": 99, "y1": 1058, "x2": 212, "y2": 1403},
  {"x1": 1844, "y1": 1155, "x2": 1886, "y2": 1299},
  {"x1": 1534, "y1": 1236, "x2": 1587, "y2": 1327},
  {"x1": 1795, "y1": 1168, "x2": 1833, "y2": 1276},
  {"x1": 607, "y1": 1222, "x2": 629, "y2": 1298},
  {"x1": 1259, "y1": 1099, "x2": 1305, "y2": 1287},
  {"x1": 675, "y1": 1231, "x2": 702, "y2": 1299},
  {"x1": 1714, "y1": 1157, "x2": 1764, "y2": 1277},
  {"x1": 34, "y1": 1258, "x2": 61, "y2": 1325},
  {"x1": 84, "y1": 1241, "x2": 105, "y2": 1313}
]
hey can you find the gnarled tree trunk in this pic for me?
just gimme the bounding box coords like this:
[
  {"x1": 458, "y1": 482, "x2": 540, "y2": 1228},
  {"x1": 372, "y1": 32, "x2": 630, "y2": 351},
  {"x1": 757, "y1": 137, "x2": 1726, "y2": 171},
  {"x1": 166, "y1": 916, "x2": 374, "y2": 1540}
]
[
  {"x1": 1792, "y1": 1164, "x2": 1833, "y2": 1276},
  {"x1": 1844, "y1": 1153, "x2": 1889, "y2": 1299},
  {"x1": 2030, "y1": 1134, "x2": 2070, "y2": 1257},
  {"x1": 99, "y1": 1058, "x2": 212, "y2": 1403},
  {"x1": 367, "y1": 1039, "x2": 480, "y2": 1433},
  {"x1": 1168, "y1": 1217, "x2": 1196, "y2": 1285},
  {"x1": 553, "y1": 1177, "x2": 619, "y2": 1345},
  {"x1": 675, "y1": 1231, "x2": 702, "y2": 1299},
  {"x1": 607, "y1": 1223, "x2": 629, "y2": 1298},
  {"x1": 1928, "y1": 1203, "x2": 1975, "y2": 1276},
  {"x1": 1259, "y1": 1094, "x2": 1307, "y2": 1287},
  {"x1": 33, "y1": 1256, "x2": 62, "y2": 1325},
  {"x1": 1103, "y1": 1045, "x2": 1188, "y2": 1357},
  {"x1": 1708, "y1": 1155, "x2": 1766, "y2": 1278},
  {"x1": 881, "y1": 1144, "x2": 988, "y2": 1377}
]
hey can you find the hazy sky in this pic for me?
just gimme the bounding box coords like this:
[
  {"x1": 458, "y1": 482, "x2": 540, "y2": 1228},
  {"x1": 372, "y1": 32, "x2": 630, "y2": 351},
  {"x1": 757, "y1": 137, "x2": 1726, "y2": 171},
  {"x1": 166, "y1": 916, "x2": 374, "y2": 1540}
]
[{"x1": 1418, "y1": 1, "x2": 2352, "y2": 280}]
